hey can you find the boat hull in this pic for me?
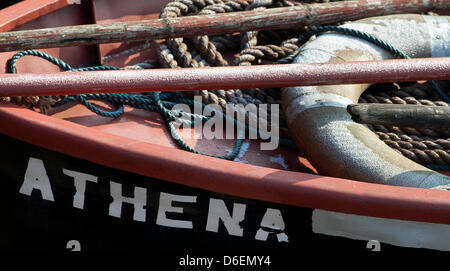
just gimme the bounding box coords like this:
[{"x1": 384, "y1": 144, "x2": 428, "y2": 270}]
[
  {"x1": 0, "y1": 133, "x2": 414, "y2": 252},
  {"x1": 0, "y1": 0, "x2": 448, "y2": 254}
]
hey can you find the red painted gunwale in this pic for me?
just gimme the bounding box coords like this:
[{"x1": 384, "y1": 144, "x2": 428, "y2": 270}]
[
  {"x1": 0, "y1": 0, "x2": 70, "y2": 33},
  {"x1": 0, "y1": 0, "x2": 449, "y2": 226}
]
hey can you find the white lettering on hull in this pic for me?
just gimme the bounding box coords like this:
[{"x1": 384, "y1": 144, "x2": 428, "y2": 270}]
[
  {"x1": 63, "y1": 169, "x2": 98, "y2": 209},
  {"x1": 19, "y1": 157, "x2": 54, "y2": 201},
  {"x1": 156, "y1": 192, "x2": 197, "y2": 229},
  {"x1": 255, "y1": 208, "x2": 289, "y2": 242},
  {"x1": 109, "y1": 181, "x2": 147, "y2": 222},
  {"x1": 18, "y1": 157, "x2": 289, "y2": 242},
  {"x1": 206, "y1": 198, "x2": 246, "y2": 237}
]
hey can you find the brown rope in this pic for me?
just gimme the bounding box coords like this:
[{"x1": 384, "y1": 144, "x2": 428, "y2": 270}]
[
  {"x1": 158, "y1": 0, "x2": 305, "y2": 107},
  {"x1": 210, "y1": 35, "x2": 241, "y2": 52},
  {"x1": 157, "y1": 0, "x2": 315, "y2": 138},
  {"x1": 362, "y1": 82, "x2": 450, "y2": 166}
]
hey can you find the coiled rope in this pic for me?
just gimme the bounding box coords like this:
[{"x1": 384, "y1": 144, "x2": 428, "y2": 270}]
[{"x1": 8, "y1": 50, "x2": 250, "y2": 160}]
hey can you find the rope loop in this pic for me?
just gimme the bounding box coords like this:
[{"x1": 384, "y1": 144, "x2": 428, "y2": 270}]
[{"x1": 76, "y1": 94, "x2": 125, "y2": 118}]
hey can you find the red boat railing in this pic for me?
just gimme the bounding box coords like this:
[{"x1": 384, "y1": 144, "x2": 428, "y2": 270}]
[{"x1": 0, "y1": 57, "x2": 449, "y2": 96}]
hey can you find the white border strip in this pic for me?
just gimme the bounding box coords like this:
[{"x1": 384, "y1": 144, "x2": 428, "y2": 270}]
[
  {"x1": 312, "y1": 209, "x2": 450, "y2": 251},
  {"x1": 424, "y1": 15, "x2": 450, "y2": 57},
  {"x1": 290, "y1": 92, "x2": 354, "y2": 114}
]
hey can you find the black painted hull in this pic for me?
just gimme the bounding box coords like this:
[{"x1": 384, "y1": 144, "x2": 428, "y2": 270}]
[{"x1": 0, "y1": 133, "x2": 433, "y2": 253}]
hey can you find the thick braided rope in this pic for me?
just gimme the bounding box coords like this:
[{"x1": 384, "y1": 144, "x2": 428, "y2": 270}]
[
  {"x1": 158, "y1": 0, "x2": 304, "y2": 104},
  {"x1": 360, "y1": 90, "x2": 450, "y2": 137},
  {"x1": 382, "y1": 139, "x2": 450, "y2": 165},
  {"x1": 363, "y1": 85, "x2": 450, "y2": 166},
  {"x1": 159, "y1": 1, "x2": 232, "y2": 107},
  {"x1": 158, "y1": 0, "x2": 310, "y2": 139},
  {"x1": 159, "y1": 0, "x2": 263, "y2": 120}
]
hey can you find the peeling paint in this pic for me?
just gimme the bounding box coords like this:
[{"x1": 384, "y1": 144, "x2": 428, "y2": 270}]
[
  {"x1": 0, "y1": 1, "x2": 447, "y2": 52},
  {"x1": 218, "y1": 141, "x2": 251, "y2": 164},
  {"x1": 270, "y1": 154, "x2": 288, "y2": 170}
]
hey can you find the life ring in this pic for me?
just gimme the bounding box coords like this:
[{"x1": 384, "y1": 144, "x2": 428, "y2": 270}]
[{"x1": 283, "y1": 14, "x2": 450, "y2": 189}]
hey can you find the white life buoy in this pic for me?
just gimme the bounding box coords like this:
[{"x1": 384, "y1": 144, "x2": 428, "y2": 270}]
[{"x1": 283, "y1": 14, "x2": 450, "y2": 189}]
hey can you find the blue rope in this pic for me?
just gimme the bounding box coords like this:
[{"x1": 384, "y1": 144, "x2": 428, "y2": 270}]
[
  {"x1": 9, "y1": 50, "x2": 73, "y2": 73},
  {"x1": 9, "y1": 50, "x2": 296, "y2": 161},
  {"x1": 76, "y1": 94, "x2": 124, "y2": 118}
]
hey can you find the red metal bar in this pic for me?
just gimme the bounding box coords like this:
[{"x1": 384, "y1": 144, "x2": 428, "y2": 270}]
[
  {"x1": 0, "y1": 0, "x2": 449, "y2": 52},
  {"x1": 0, "y1": 57, "x2": 449, "y2": 97}
]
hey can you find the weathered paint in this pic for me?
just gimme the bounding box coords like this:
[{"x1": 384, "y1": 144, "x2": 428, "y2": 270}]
[
  {"x1": 312, "y1": 209, "x2": 450, "y2": 251},
  {"x1": 347, "y1": 103, "x2": 450, "y2": 130},
  {"x1": 0, "y1": 0, "x2": 449, "y2": 51}
]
